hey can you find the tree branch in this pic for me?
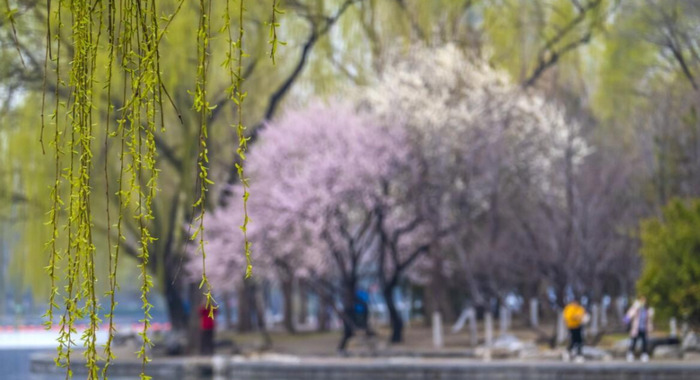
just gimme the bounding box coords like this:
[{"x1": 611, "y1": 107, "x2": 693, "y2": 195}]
[
  {"x1": 522, "y1": 0, "x2": 602, "y2": 88},
  {"x1": 224, "y1": 1, "x2": 360, "y2": 187},
  {"x1": 665, "y1": 36, "x2": 699, "y2": 90},
  {"x1": 397, "y1": 244, "x2": 430, "y2": 273}
]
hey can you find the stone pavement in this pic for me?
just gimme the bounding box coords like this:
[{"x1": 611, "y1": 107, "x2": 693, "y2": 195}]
[{"x1": 30, "y1": 352, "x2": 700, "y2": 380}]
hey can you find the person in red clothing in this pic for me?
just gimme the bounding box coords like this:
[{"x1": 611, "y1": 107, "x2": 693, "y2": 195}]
[{"x1": 199, "y1": 304, "x2": 218, "y2": 355}]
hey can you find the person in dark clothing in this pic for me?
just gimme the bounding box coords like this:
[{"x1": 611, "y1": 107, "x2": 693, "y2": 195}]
[
  {"x1": 338, "y1": 288, "x2": 374, "y2": 353},
  {"x1": 354, "y1": 289, "x2": 370, "y2": 330},
  {"x1": 199, "y1": 304, "x2": 218, "y2": 355},
  {"x1": 338, "y1": 313, "x2": 355, "y2": 353}
]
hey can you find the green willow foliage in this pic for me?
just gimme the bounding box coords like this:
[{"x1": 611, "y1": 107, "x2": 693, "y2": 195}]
[{"x1": 32, "y1": 0, "x2": 276, "y2": 378}]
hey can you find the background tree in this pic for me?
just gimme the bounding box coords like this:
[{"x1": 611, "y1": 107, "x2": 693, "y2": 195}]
[
  {"x1": 357, "y1": 43, "x2": 590, "y2": 322},
  {"x1": 193, "y1": 101, "x2": 424, "y2": 347},
  {"x1": 638, "y1": 199, "x2": 700, "y2": 326},
  {"x1": 0, "y1": 0, "x2": 365, "y2": 333}
]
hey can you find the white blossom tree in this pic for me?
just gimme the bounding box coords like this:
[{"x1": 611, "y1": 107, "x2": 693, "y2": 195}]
[{"x1": 355, "y1": 44, "x2": 589, "y2": 324}]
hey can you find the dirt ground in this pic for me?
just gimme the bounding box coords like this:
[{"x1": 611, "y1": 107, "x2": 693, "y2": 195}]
[{"x1": 216, "y1": 322, "x2": 625, "y2": 356}]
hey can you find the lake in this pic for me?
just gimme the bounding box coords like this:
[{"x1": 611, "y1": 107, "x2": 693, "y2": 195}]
[{"x1": 1, "y1": 348, "x2": 59, "y2": 380}]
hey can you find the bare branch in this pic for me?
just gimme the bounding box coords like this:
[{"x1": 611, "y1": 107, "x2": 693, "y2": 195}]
[{"x1": 522, "y1": 0, "x2": 602, "y2": 88}]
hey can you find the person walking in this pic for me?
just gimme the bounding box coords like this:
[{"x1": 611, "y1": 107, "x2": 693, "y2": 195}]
[
  {"x1": 338, "y1": 288, "x2": 374, "y2": 353},
  {"x1": 625, "y1": 296, "x2": 654, "y2": 362},
  {"x1": 563, "y1": 299, "x2": 587, "y2": 362},
  {"x1": 355, "y1": 288, "x2": 375, "y2": 334}
]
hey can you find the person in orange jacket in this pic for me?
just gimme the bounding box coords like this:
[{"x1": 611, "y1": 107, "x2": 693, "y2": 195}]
[{"x1": 563, "y1": 299, "x2": 587, "y2": 362}]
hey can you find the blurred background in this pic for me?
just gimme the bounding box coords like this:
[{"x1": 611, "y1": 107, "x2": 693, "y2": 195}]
[{"x1": 1, "y1": 0, "x2": 700, "y2": 378}]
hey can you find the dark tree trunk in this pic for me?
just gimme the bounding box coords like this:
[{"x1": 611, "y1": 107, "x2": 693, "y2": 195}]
[
  {"x1": 299, "y1": 279, "x2": 309, "y2": 326},
  {"x1": 318, "y1": 291, "x2": 332, "y2": 332},
  {"x1": 281, "y1": 275, "x2": 296, "y2": 333},
  {"x1": 338, "y1": 277, "x2": 358, "y2": 351},
  {"x1": 431, "y1": 256, "x2": 455, "y2": 323},
  {"x1": 186, "y1": 283, "x2": 203, "y2": 355},
  {"x1": 383, "y1": 283, "x2": 404, "y2": 343},
  {"x1": 238, "y1": 279, "x2": 254, "y2": 332},
  {"x1": 423, "y1": 283, "x2": 435, "y2": 328},
  {"x1": 223, "y1": 291, "x2": 234, "y2": 330},
  {"x1": 423, "y1": 259, "x2": 454, "y2": 327},
  {"x1": 342, "y1": 277, "x2": 357, "y2": 325},
  {"x1": 164, "y1": 267, "x2": 189, "y2": 331}
]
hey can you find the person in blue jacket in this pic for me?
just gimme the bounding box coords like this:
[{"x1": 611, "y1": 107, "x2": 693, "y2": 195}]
[{"x1": 338, "y1": 288, "x2": 375, "y2": 353}]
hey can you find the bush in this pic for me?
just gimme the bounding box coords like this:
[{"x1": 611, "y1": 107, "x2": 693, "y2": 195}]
[{"x1": 638, "y1": 199, "x2": 700, "y2": 325}]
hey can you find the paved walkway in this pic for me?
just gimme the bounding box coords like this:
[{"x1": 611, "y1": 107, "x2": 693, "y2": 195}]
[{"x1": 30, "y1": 351, "x2": 700, "y2": 380}]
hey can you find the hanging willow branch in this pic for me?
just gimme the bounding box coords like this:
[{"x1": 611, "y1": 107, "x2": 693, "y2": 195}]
[
  {"x1": 222, "y1": 0, "x2": 254, "y2": 281},
  {"x1": 32, "y1": 0, "x2": 282, "y2": 377},
  {"x1": 101, "y1": 0, "x2": 117, "y2": 376},
  {"x1": 267, "y1": 0, "x2": 285, "y2": 65},
  {"x1": 192, "y1": 0, "x2": 217, "y2": 317},
  {"x1": 39, "y1": 0, "x2": 172, "y2": 378},
  {"x1": 236, "y1": 0, "x2": 253, "y2": 280}
]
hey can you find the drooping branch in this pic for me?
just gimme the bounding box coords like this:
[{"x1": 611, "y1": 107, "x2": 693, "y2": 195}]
[
  {"x1": 222, "y1": 0, "x2": 361, "y2": 190},
  {"x1": 265, "y1": 0, "x2": 360, "y2": 121}
]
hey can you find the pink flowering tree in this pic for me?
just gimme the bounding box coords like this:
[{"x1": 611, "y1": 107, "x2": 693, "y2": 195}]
[
  {"x1": 190, "y1": 102, "x2": 428, "y2": 346},
  {"x1": 186, "y1": 185, "x2": 320, "y2": 333},
  {"x1": 249, "y1": 102, "x2": 432, "y2": 348}
]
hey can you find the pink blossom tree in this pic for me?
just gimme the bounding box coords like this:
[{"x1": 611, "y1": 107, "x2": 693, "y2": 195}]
[
  {"x1": 191, "y1": 101, "x2": 427, "y2": 347},
  {"x1": 250, "y1": 102, "x2": 432, "y2": 348}
]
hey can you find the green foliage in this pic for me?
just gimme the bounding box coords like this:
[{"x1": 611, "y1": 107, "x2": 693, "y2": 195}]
[
  {"x1": 228, "y1": 0, "x2": 254, "y2": 280},
  {"x1": 592, "y1": 4, "x2": 663, "y2": 125},
  {"x1": 1, "y1": 0, "x2": 297, "y2": 334},
  {"x1": 481, "y1": 0, "x2": 608, "y2": 85},
  {"x1": 0, "y1": 0, "x2": 696, "y2": 376},
  {"x1": 639, "y1": 198, "x2": 700, "y2": 325},
  {"x1": 0, "y1": 0, "x2": 280, "y2": 378},
  {"x1": 192, "y1": 0, "x2": 217, "y2": 322}
]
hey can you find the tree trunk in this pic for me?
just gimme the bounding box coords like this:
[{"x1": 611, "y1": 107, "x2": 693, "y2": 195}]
[
  {"x1": 187, "y1": 283, "x2": 203, "y2": 355},
  {"x1": 223, "y1": 291, "x2": 234, "y2": 330},
  {"x1": 317, "y1": 291, "x2": 332, "y2": 332},
  {"x1": 299, "y1": 279, "x2": 309, "y2": 326},
  {"x1": 338, "y1": 277, "x2": 358, "y2": 351},
  {"x1": 238, "y1": 279, "x2": 254, "y2": 332},
  {"x1": 281, "y1": 275, "x2": 296, "y2": 333},
  {"x1": 423, "y1": 284, "x2": 436, "y2": 327},
  {"x1": 383, "y1": 284, "x2": 403, "y2": 343},
  {"x1": 254, "y1": 281, "x2": 272, "y2": 349},
  {"x1": 424, "y1": 259, "x2": 453, "y2": 326},
  {"x1": 164, "y1": 269, "x2": 189, "y2": 331}
]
